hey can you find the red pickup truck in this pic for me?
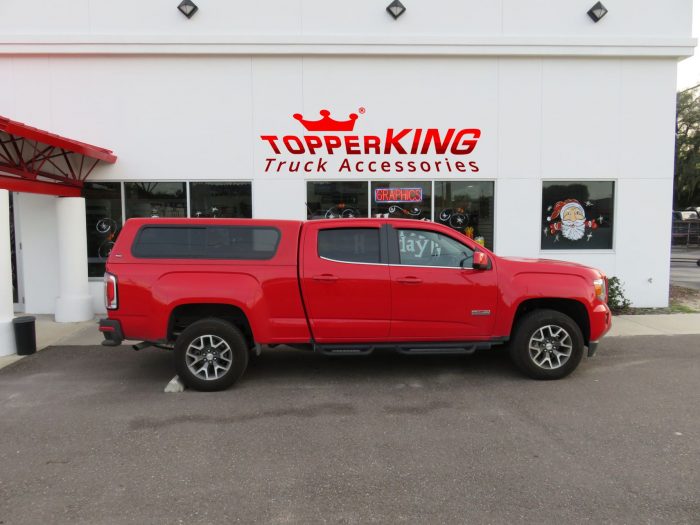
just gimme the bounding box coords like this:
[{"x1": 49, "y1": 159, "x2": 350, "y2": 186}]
[{"x1": 99, "y1": 218, "x2": 611, "y2": 391}]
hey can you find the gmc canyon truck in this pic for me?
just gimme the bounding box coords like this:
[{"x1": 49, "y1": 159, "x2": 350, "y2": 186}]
[{"x1": 99, "y1": 218, "x2": 611, "y2": 391}]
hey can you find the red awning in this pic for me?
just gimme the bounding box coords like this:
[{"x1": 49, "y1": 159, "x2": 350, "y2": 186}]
[{"x1": 0, "y1": 115, "x2": 117, "y2": 197}]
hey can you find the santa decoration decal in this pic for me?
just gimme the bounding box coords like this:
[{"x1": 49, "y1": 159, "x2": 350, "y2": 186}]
[
  {"x1": 544, "y1": 199, "x2": 604, "y2": 243},
  {"x1": 541, "y1": 181, "x2": 614, "y2": 250}
]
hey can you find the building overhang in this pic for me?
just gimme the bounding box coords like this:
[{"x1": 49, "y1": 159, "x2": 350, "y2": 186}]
[
  {"x1": 0, "y1": 115, "x2": 117, "y2": 197},
  {"x1": 0, "y1": 35, "x2": 696, "y2": 59}
]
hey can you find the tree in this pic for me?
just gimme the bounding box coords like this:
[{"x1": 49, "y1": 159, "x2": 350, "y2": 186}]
[{"x1": 675, "y1": 86, "x2": 700, "y2": 209}]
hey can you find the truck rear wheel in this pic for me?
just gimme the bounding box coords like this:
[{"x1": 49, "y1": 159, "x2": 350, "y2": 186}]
[
  {"x1": 174, "y1": 318, "x2": 249, "y2": 391},
  {"x1": 509, "y1": 309, "x2": 584, "y2": 380}
]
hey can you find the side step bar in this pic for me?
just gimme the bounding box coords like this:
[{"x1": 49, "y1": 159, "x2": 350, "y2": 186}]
[{"x1": 314, "y1": 342, "x2": 493, "y2": 356}]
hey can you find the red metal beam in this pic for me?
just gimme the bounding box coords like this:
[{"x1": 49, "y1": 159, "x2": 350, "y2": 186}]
[
  {"x1": 0, "y1": 116, "x2": 117, "y2": 164},
  {"x1": 0, "y1": 175, "x2": 81, "y2": 197},
  {"x1": 0, "y1": 115, "x2": 117, "y2": 196}
]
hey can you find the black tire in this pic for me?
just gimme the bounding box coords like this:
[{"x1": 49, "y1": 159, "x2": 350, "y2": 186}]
[
  {"x1": 174, "y1": 318, "x2": 249, "y2": 392},
  {"x1": 509, "y1": 309, "x2": 584, "y2": 380}
]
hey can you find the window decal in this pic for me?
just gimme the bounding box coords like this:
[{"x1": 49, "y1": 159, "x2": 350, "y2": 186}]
[{"x1": 541, "y1": 182, "x2": 614, "y2": 250}]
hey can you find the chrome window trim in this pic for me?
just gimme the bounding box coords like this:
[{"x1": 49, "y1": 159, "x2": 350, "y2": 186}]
[
  {"x1": 389, "y1": 263, "x2": 475, "y2": 271},
  {"x1": 319, "y1": 256, "x2": 388, "y2": 267},
  {"x1": 319, "y1": 256, "x2": 476, "y2": 270}
]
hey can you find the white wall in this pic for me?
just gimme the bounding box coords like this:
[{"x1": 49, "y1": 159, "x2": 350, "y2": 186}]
[
  {"x1": 0, "y1": 0, "x2": 692, "y2": 40},
  {"x1": 13, "y1": 194, "x2": 59, "y2": 314}
]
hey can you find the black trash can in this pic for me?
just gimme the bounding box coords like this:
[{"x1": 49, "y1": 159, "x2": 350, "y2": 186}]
[{"x1": 13, "y1": 316, "x2": 36, "y2": 356}]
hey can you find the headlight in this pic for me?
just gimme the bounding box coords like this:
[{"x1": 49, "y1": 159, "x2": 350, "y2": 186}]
[{"x1": 593, "y1": 278, "x2": 606, "y2": 302}]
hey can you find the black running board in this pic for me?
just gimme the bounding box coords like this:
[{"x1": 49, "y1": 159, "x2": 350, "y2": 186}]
[{"x1": 314, "y1": 341, "x2": 493, "y2": 356}]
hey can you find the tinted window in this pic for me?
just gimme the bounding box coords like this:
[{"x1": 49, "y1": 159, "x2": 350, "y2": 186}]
[
  {"x1": 84, "y1": 181, "x2": 123, "y2": 277},
  {"x1": 371, "y1": 181, "x2": 431, "y2": 220},
  {"x1": 307, "y1": 181, "x2": 368, "y2": 219},
  {"x1": 189, "y1": 182, "x2": 252, "y2": 218},
  {"x1": 398, "y1": 229, "x2": 473, "y2": 268},
  {"x1": 435, "y1": 181, "x2": 494, "y2": 249},
  {"x1": 124, "y1": 182, "x2": 187, "y2": 219},
  {"x1": 204, "y1": 227, "x2": 279, "y2": 259},
  {"x1": 133, "y1": 226, "x2": 280, "y2": 259},
  {"x1": 318, "y1": 228, "x2": 381, "y2": 264}
]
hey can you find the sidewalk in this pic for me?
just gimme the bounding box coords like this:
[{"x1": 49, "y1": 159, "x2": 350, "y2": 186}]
[
  {"x1": 0, "y1": 315, "x2": 101, "y2": 370},
  {"x1": 607, "y1": 313, "x2": 700, "y2": 337}
]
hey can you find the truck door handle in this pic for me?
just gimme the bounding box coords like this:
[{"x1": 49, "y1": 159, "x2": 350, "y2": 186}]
[
  {"x1": 396, "y1": 276, "x2": 423, "y2": 284},
  {"x1": 312, "y1": 274, "x2": 338, "y2": 282}
]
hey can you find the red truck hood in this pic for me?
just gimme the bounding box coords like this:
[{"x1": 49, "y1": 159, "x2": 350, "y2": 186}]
[{"x1": 498, "y1": 256, "x2": 604, "y2": 278}]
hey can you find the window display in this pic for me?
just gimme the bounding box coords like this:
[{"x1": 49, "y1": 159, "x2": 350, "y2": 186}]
[
  {"x1": 189, "y1": 182, "x2": 252, "y2": 218},
  {"x1": 371, "y1": 181, "x2": 431, "y2": 220},
  {"x1": 541, "y1": 181, "x2": 615, "y2": 250},
  {"x1": 84, "y1": 182, "x2": 123, "y2": 277},
  {"x1": 124, "y1": 182, "x2": 186, "y2": 219},
  {"x1": 306, "y1": 181, "x2": 368, "y2": 219},
  {"x1": 434, "y1": 181, "x2": 494, "y2": 249}
]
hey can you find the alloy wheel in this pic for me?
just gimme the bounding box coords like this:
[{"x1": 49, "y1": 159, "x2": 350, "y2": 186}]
[
  {"x1": 185, "y1": 334, "x2": 233, "y2": 381},
  {"x1": 528, "y1": 324, "x2": 573, "y2": 370}
]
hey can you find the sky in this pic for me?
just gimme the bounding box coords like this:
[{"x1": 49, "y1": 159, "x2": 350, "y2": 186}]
[{"x1": 677, "y1": 0, "x2": 700, "y2": 90}]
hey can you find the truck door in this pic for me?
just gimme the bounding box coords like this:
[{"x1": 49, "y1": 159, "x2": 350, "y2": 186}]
[
  {"x1": 388, "y1": 225, "x2": 498, "y2": 340},
  {"x1": 300, "y1": 222, "x2": 390, "y2": 342}
]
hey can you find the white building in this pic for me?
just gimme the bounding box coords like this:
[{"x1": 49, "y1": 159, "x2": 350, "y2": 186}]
[{"x1": 0, "y1": 0, "x2": 695, "y2": 354}]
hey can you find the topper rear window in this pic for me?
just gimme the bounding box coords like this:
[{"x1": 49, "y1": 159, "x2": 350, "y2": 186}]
[{"x1": 132, "y1": 226, "x2": 280, "y2": 260}]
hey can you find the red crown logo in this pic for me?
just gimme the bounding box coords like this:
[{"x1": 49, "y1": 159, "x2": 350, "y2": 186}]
[{"x1": 293, "y1": 109, "x2": 358, "y2": 132}]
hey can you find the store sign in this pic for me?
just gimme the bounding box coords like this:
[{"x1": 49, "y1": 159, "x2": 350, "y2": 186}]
[
  {"x1": 260, "y1": 109, "x2": 481, "y2": 175},
  {"x1": 374, "y1": 187, "x2": 423, "y2": 203}
]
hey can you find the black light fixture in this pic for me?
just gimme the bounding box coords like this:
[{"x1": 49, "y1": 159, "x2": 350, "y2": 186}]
[
  {"x1": 587, "y1": 2, "x2": 608, "y2": 23},
  {"x1": 386, "y1": 0, "x2": 406, "y2": 20},
  {"x1": 177, "y1": 0, "x2": 198, "y2": 19}
]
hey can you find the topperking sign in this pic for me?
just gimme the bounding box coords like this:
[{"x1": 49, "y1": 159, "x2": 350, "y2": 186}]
[{"x1": 260, "y1": 109, "x2": 481, "y2": 175}]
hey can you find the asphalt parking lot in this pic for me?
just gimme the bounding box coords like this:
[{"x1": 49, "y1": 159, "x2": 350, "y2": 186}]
[{"x1": 1, "y1": 336, "x2": 699, "y2": 524}]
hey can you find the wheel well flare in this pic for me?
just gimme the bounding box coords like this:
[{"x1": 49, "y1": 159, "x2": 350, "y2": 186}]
[
  {"x1": 512, "y1": 298, "x2": 590, "y2": 345},
  {"x1": 168, "y1": 303, "x2": 254, "y2": 347}
]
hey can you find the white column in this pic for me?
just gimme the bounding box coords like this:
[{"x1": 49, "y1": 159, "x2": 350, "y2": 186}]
[
  {"x1": 55, "y1": 197, "x2": 93, "y2": 322},
  {"x1": 0, "y1": 190, "x2": 17, "y2": 356}
]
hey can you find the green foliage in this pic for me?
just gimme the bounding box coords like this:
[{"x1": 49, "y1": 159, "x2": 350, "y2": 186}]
[
  {"x1": 675, "y1": 87, "x2": 700, "y2": 209},
  {"x1": 607, "y1": 276, "x2": 631, "y2": 312}
]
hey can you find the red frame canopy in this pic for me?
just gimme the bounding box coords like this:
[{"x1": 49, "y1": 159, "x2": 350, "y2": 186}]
[{"x1": 0, "y1": 115, "x2": 117, "y2": 197}]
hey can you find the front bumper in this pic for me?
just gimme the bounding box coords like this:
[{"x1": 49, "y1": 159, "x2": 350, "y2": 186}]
[
  {"x1": 99, "y1": 318, "x2": 123, "y2": 346},
  {"x1": 588, "y1": 341, "x2": 599, "y2": 357},
  {"x1": 588, "y1": 302, "x2": 612, "y2": 356}
]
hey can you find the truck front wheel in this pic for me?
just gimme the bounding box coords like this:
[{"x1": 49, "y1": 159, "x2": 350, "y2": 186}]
[
  {"x1": 174, "y1": 318, "x2": 249, "y2": 391},
  {"x1": 509, "y1": 309, "x2": 584, "y2": 380}
]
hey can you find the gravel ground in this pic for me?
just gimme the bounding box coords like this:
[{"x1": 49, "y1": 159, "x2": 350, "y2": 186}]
[{"x1": 1, "y1": 337, "x2": 699, "y2": 524}]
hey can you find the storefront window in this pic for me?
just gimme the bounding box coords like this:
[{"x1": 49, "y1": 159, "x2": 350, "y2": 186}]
[
  {"x1": 306, "y1": 181, "x2": 368, "y2": 219},
  {"x1": 434, "y1": 181, "x2": 494, "y2": 249},
  {"x1": 189, "y1": 182, "x2": 252, "y2": 218},
  {"x1": 84, "y1": 182, "x2": 123, "y2": 278},
  {"x1": 124, "y1": 182, "x2": 186, "y2": 219},
  {"x1": 370, "y1": 181, "x2": 431, "y2": 220},
  {"x1": 541, "y1": 181, "x2": 615, "y2": 250}
]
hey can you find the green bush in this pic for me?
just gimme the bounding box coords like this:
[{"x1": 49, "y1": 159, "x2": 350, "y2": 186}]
[{"x1": 607, "y1": 276, "x2": 631, "y2": 312}]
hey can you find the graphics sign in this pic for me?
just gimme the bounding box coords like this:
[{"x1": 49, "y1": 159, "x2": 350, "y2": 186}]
[{"x1": 374, "y1": 188, "x2": 423, "y2": 203}]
